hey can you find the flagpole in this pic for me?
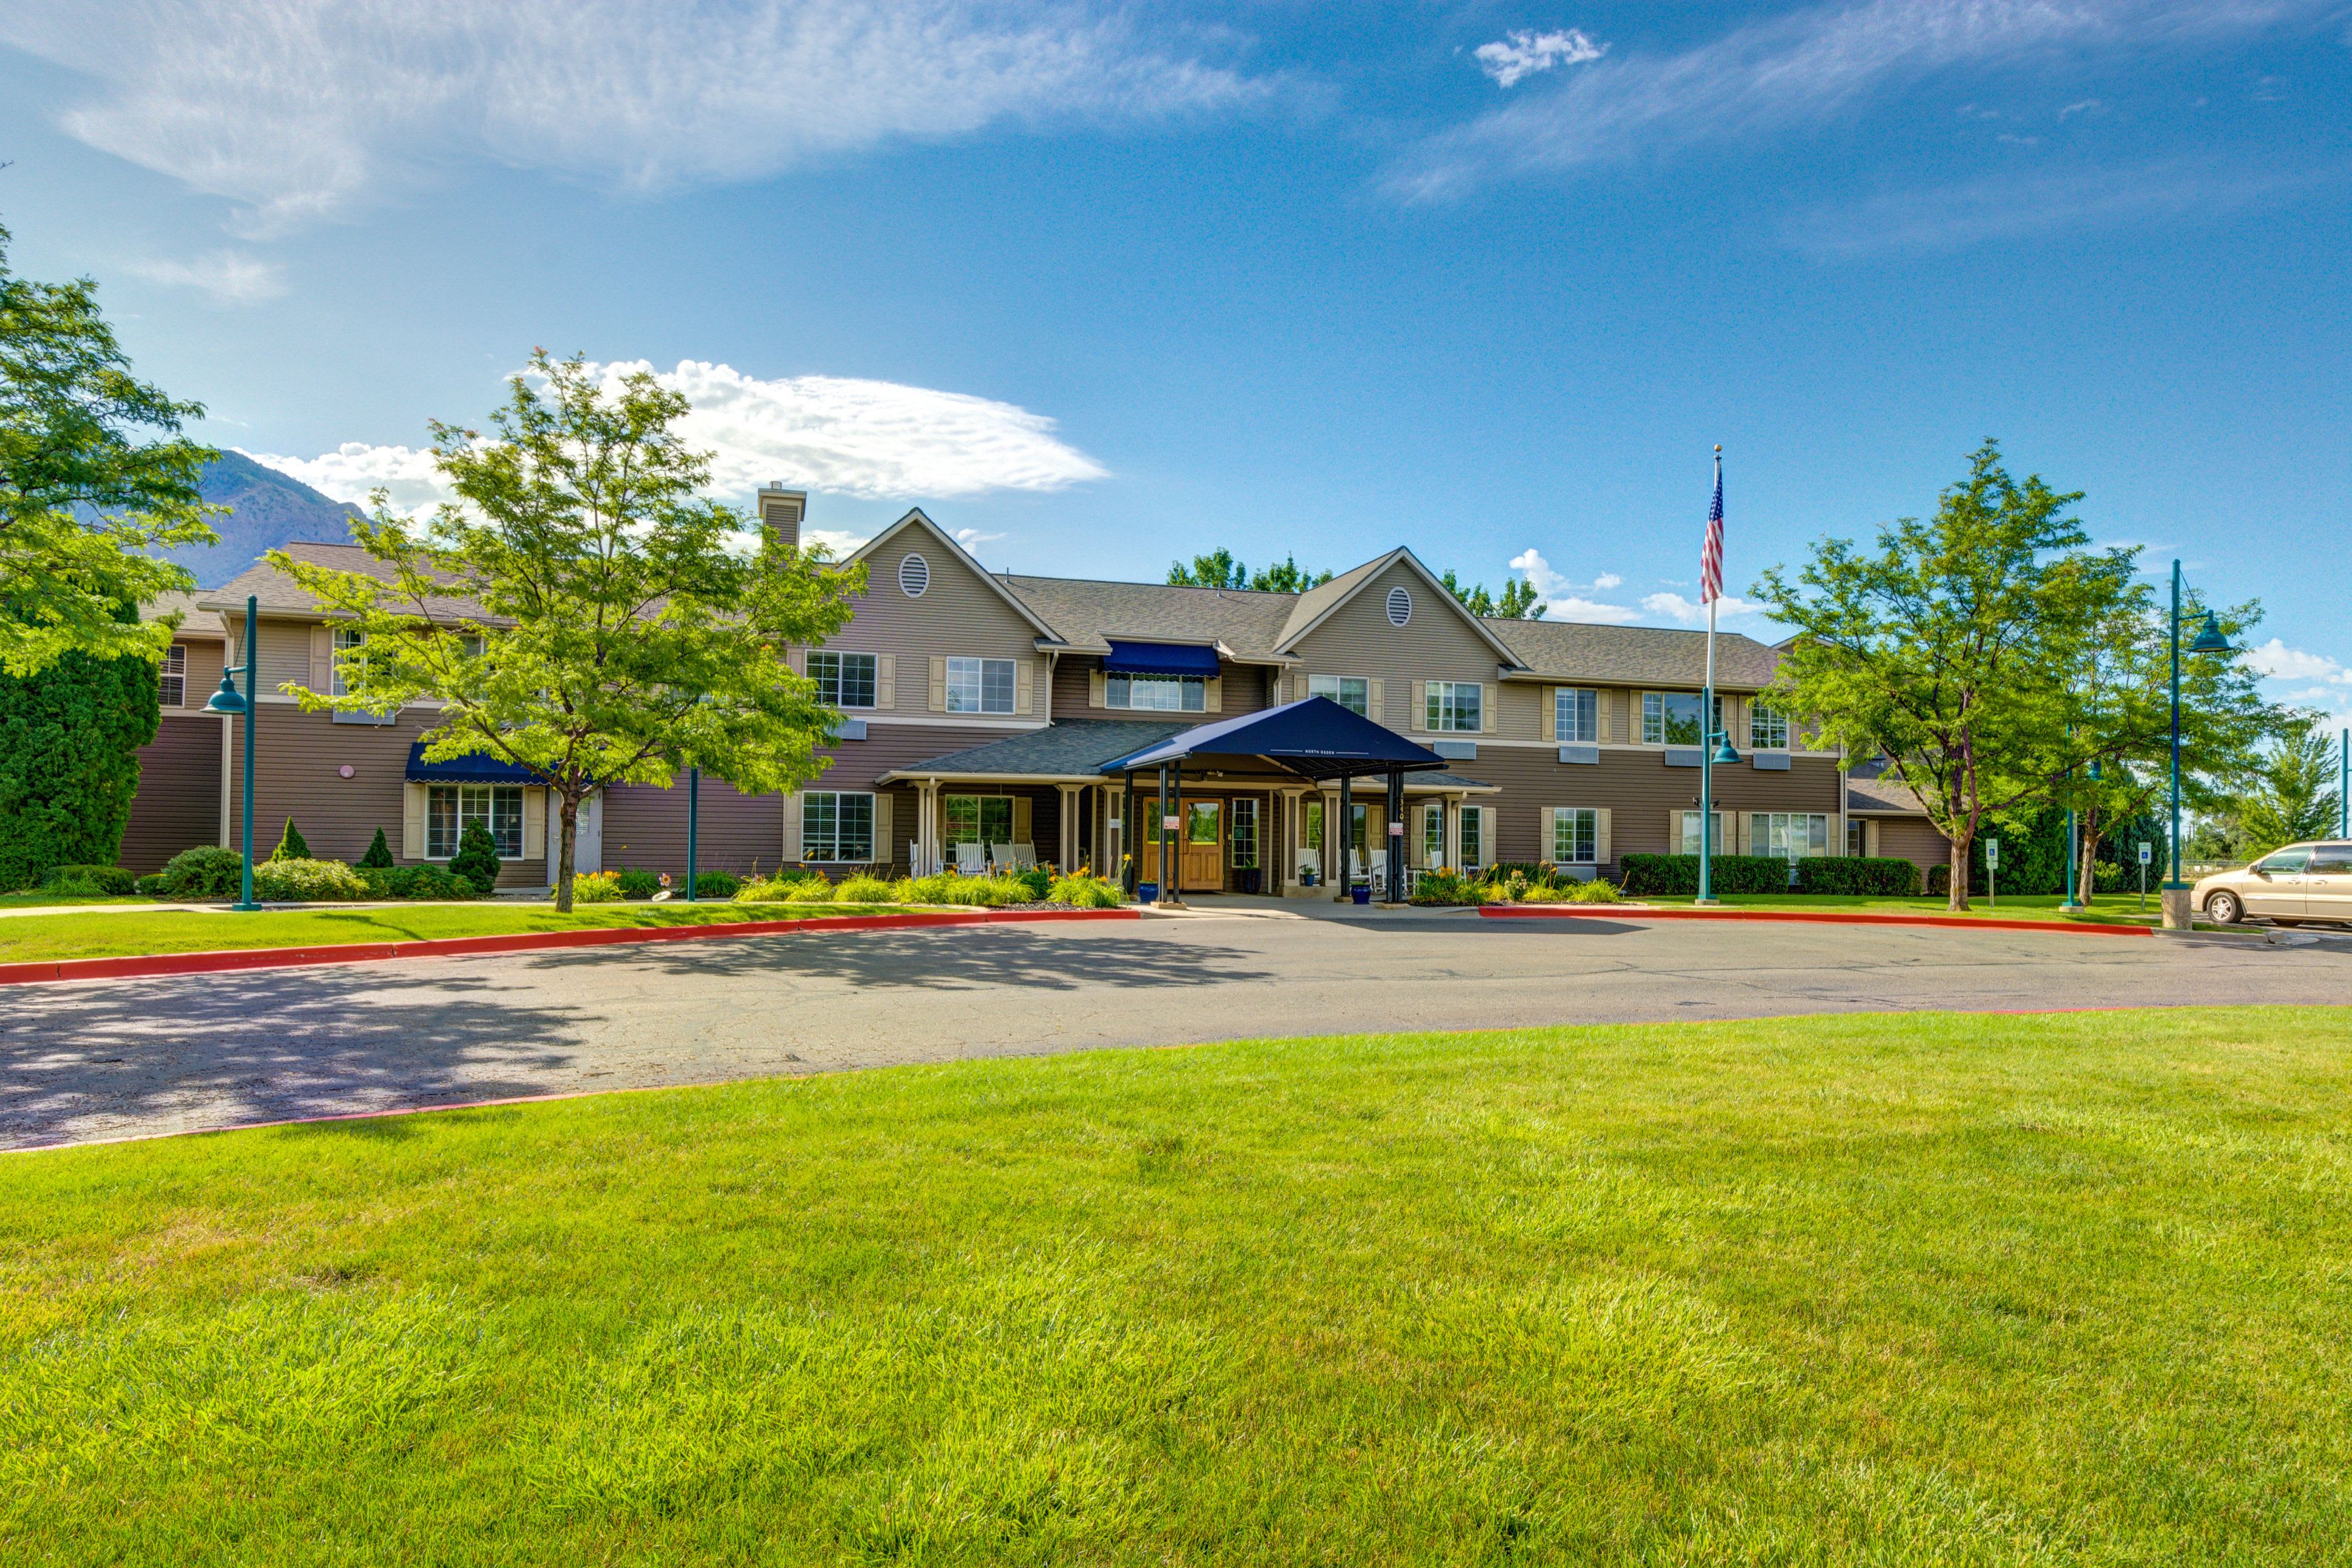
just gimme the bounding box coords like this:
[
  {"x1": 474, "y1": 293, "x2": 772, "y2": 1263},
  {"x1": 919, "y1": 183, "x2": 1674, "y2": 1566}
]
[{"x1": 1697, "y1": 444, "x2": 1721, "y2": 907}]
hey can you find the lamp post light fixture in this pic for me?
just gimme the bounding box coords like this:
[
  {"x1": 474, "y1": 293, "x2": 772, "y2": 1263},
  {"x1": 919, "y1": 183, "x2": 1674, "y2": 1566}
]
[
  {"x1": 2164, "y1": 558, "x2": 2235, "y2": 929},
  {"x1": 203, "y1": 593, "x2": 263, "y2": 912}
]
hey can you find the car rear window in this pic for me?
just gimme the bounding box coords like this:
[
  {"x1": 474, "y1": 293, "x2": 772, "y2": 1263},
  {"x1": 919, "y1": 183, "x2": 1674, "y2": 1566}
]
[{"x1": 2308, "y1": 844, "x2": 2352, "y2": 874}]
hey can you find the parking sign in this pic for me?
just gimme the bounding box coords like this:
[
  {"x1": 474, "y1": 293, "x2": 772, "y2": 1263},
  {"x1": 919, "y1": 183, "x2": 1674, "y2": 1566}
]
[
  {"x1": 2138, "y1": 841, "x2": 2153, "y2": 865},
  {"x1": 1984, "y1": 839, "x2": 1999, "y2": 868}
]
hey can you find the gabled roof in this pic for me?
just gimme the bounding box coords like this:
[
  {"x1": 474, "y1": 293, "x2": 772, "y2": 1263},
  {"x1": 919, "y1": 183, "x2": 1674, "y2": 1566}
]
[
  {"x1": 994, "y1": 574, "x2": 1298, "y2": 661},
  {"x1": 1274, "y1": 554, "x2": 1388, "y2": 647},
  {"x1": 141, "y1": 591, "x2": 225, "y2": 637},
  {"x1": 199, "y1": 542, "x2": 498, "y2": 624},
  {"x1": 847, "y1": 509, "x2": 1063, "y2": 642},
  {"x1": 1262, "y1": 547, "x2": 1527, "y2": 673}
]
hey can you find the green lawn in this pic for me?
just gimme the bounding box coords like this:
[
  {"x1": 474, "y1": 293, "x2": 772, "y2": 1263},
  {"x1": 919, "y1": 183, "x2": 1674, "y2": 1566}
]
[
  {"x1": 1638, "y1": 892, "x2": 2209, "y2": 926},
  {"x1": 6, "y1": 1008, "x2": 2348, "y2": 1563},
  {"x1": 0, "y1": 901, "x2": 943, "y2": 966},
  {"x1": 0, "y1": 892, "x2": 150, "y2": 910}
]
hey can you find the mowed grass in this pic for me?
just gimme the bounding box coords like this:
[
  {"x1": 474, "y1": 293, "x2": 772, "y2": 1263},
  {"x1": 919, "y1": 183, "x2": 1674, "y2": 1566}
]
[
  {"x1": 7, "y1": 1009, "x2": 2351, "y2": 1565},
  {"x1": 1640, "y1": 892, "x2": 2217, "y2": 927},
  {"x1": 0, "y1": 901, "x2": 945, "y2": 966}
]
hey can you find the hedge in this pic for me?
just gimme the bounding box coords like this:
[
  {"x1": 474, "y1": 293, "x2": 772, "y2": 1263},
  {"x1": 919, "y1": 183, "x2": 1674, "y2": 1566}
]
[
  {"x1": 1792, "y1": 856, "x2": 1923, "y2": 896},
  {"x1": 1617, "y1": 854, "x2": 1793, "y2": 896},
  {"x1": 0, "y1": 644, "x2": 160, "y2": 892},
  {"x1": 43, "y1": 863, "x2": 138, "y2": 896}
]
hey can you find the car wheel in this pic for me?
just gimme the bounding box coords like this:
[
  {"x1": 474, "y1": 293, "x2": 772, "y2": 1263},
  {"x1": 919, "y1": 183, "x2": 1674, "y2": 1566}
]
[{"x1": 2205, "y1": 890, "x2": 2242, "y2": 925}]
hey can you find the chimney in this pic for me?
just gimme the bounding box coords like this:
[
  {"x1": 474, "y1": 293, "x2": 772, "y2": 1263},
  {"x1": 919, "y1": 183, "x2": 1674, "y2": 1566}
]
[{"x1": 757, "y1": 483, "x2": 806, "y2": 556}]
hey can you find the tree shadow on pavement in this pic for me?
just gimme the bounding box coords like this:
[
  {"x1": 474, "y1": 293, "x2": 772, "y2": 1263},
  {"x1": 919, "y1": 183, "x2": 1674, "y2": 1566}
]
[{"x1": 548, "y1": 926, "x2": 1279, "y2": 993}]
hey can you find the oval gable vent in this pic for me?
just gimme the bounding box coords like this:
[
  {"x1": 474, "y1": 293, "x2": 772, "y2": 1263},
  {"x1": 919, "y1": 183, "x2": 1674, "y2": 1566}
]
[
  {"x1": 1386, "y1": 586, "x2": 1413, "y2": 627},
  {"x1": 899, "y1": 553, "x2": 930, "y2": 597}
]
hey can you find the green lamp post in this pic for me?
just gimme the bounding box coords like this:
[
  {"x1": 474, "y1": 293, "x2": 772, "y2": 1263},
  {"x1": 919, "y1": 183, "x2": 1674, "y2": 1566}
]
[
  {"x1": 2164, "y1": 558, "x2": 2233, "y2": 927},
  {"x1": 203, "y1": 593, "x2": 262, "y2": 912},
  {"x1": 1696, "y1": 708, "x2": 1739, "y2": 903}
]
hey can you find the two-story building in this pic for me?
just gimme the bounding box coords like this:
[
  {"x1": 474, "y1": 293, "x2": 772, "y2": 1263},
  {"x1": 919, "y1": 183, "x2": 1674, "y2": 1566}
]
[{"x1": 120, "y1": 488, "x2": 1949, "y2": 893}]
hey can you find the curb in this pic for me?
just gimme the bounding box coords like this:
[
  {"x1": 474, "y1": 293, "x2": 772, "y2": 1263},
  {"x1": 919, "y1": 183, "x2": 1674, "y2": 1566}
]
[
  {"x1": 1478, "y1": 906, "x2": 2155, "y2": 937},
  {"x1": 0, "y1": 907, "x2": 1142, "y2": 988}
]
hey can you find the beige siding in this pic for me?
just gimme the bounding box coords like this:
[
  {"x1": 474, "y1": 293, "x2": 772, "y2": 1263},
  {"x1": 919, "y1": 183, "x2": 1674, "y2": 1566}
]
[
  {"x1": 224, "y1": 614, "x2": 316, "y2": 697},
  {"x1": 158, "y1": 637, "x2": 226, "y2": 711},
  {"x1": 1048, "y1": 654, "x2": 1272, "y2": 726},
  {"x1": 824, "y1": 527, "x2": 1041, "y2": 712},
  {"x1": 1445, "y1": 748, "x2": 1846, "y2": 869},
  {"x1": 120, "y1": 715, "x2": 228, "y2": 871},
  {"x1": 1288, "y1": 562, "x2": 1504, "y2": 728},
  {"x1": 1871, "y1": 816, "x2": 1953, "y2": 871},
  {"x1": 1498, "y1": 681, "x2": 1542, "y2": 742}
]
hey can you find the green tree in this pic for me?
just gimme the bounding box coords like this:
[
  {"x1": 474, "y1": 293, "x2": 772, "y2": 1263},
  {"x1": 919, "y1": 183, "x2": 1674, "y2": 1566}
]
[
  {"x1": 448, "y1": 820, "x2": 502, "y2": 894},
  {"x1": 358, "y1": 827, "x2": 395, "y2": 869},
  {"x1": 1248, "y1": 556, "x2": 1332, "y2": 593},
  {"x1": 270, "y1": 816, "x2": 311, "y2": 862},
  {"x1": 1757, "y1": 441, "x2": 2138, "y2": 910},
  {"x1": 2233, "y1": 726, "x2": 2344, "y2": 853},
  {"x1": 0, "y1": 222, "x2": 218, "y2": 676},
  {"x1": 1439, "y1": 568, "x2": 1546, "y2": 620},
  {"x1": 276, "y1": 352, "x2": 861, "y2": 911},
  {"x1": 1166, "y1": 550, "x2": 1334, "y2": 593},
  {"x1": 0, "y1": 631, "x2": 159, "y2": 890}
]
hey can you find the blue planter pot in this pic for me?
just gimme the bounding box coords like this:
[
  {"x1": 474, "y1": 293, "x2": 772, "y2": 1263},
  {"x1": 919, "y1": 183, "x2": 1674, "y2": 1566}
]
[
  {"x1": 1350, "y1": 886, "x2": 1372, "y2": 906},
  {"x1": 1137, "y1": 882, "x2": 1160, "y2": 903}
]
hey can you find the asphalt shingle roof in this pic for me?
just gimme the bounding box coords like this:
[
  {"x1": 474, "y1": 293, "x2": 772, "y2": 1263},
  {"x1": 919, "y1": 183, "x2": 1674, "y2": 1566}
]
[
  {"x1": 1487, "y1": 618, "x2": 1783, "y2": 688},
  {"x1": 882, "y1": 720, "x2": 1195, "y2": 780},
  {"x1": 201, "y1": 542, "x2": 498, "y2": 624},
  {"x1": 995, "y1": 575, "x2": 1296, "y2": 659}
]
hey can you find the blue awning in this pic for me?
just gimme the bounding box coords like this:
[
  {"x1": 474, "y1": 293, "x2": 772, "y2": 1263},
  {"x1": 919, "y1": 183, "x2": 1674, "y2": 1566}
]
[
  {"x1": 1098, "y1": 696, "x2": 1448, "y2": 780},
  {"x1": 1103, "y1": 639, "x2": 1221, "y2": 676},
  {"x1": 405, "y1": 742, "x2": 541, "y2": 784}
]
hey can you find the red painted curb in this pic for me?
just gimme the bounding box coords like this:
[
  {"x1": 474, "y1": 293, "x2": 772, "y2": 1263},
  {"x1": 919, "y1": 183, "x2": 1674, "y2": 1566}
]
[
  {"x1": 0, "y1": 907, "x2": 1141, "y2": 988},
  {"x1": 1479, "y1": 905, "x2": 2153, "y2": 937}
]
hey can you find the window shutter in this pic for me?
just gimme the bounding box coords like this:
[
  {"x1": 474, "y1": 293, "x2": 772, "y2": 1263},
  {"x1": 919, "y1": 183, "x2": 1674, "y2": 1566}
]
[
  {"x1": 1013, "y1": 795, "x2": 1033, "y2": 846},
  {"x1": 873, "y1": 792, "x2": 894, "y2": 869},
  {"x1": 1725, "y1": 694, "x2": 1744, "y2": 746},
  {"x1": 1598, "y1": 692, "x2": 1613, "y2": 745},
  {"x1": 876, "y1": 654, "x2": 896, "y2": 709},
  {"x1": 1409, "y1": 680, "x2": 1426, "y2": 731},
  {"x1": 1669, "y1": 809, "x2": 1685, "y2": 854},
  {"x1": 310, "y1": 625, "x2": 332, "y2": 692},
  {"x1": 1205, "y1": 676, "x2": 1223, "y2": 712},
  {"x1": 786, "y1": 646, "x2": 807, "y2": 676},
  {"x1": 1090, "y1": 669, "x2": 1105, "y2": 707},
  {"x1": 929, "y1": 657, "x2": 947, "y2": 712},
  {"x1": 1015, "y1": 659, "x2": 1034, "y2": 715},
  {"x1": 782, "y1": 792, "x2": 803, "y2": 861},
  {"x1": 1479, "y1": 806, "x2": 1496, "y2": 869},
  {"x1": 1482, "y1": 683, "x2": 1498, "y2": 733},
  {"x1": 522, "y1": 788, "x2": 545, "y2": 858},
  {"x1": 1864, "y1": 820, "x2": 1879, "y2": 858},
  {"x1": 1539, "y1": 690, "x2": 1556, "y2": 742},
  {"x1": 1746, "y1": 812, "x2": 1765, "y2": 858},
  {"x1": 403, "y1": 783, "x2": 426, "y2": 859},
  {"x1": 1596, "y1": 808, "x2": 1612, "y2": 865},
  {"x1": 1539, "y1": 807, "x2": 1556, "y2": 862},
  {"x1": 1368, "y1": 679, "x2": 1385, "y2": 723}
]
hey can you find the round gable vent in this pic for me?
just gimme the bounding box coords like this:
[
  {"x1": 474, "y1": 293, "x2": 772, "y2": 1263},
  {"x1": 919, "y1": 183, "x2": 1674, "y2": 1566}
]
[
  {"x1": 898, "y1": 553, "x2": 930, "y2": 597},
  {"x1": 1386, "y1": 586, "x2": 1413, "y2": 627}
]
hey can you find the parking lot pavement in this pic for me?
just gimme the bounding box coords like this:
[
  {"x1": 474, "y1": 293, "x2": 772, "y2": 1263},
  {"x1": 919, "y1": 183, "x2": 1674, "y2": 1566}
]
[{"x1": 6, "y1": 912, "x2": 2349, "y2": 1150}]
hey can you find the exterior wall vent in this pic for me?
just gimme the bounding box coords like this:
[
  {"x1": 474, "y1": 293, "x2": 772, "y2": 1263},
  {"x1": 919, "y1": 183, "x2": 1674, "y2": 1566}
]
[
  {"x1": 1386, "y1": 586, "x2": 1412, "y2": 626},
  {"x1": 899, "y1": 554, "x2": 930, "y2": 597}
]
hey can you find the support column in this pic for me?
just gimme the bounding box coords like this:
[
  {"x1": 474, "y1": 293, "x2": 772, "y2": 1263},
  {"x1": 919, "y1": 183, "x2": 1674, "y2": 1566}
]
[
  {"x1": 1385, "y1": 770, "x2": 1405, "y2": 904},
  {"x1": 1336, "y1": 772, "x2": 1354, "y2": 898},
  {"x1": 1443, "y1": 795, "x2": 1460, "y2": 872},
  {"x1": 1057, "y1": 783, "x2": 1081, "y2": 873},
  {"x1": 1119, "y1": 771, "x2": 1135, "y2": 892}
]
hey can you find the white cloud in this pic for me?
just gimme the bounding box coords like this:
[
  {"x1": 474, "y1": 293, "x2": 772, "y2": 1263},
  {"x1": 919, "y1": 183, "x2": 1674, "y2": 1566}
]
[
  {"x1": 804, "y1": 527, "x2": 871, "y2": 558},
  {"x1": 1641, "y1": 591, "x2": 1766, "y2": 625},
  {"x1": 1549, "y1": 597, "x2": 1641, "y2": 624},
  {"x1": 1592, "y1": 571, "x2": 1622, "y2": 590},
  {"x1": 3, "y1": 1, "x2": 1260, "y2": 232},
  {"x1": 1509, "y1": 546, "x2": 1638, "y2": 621},
  {"x1": 2245, "y1": 638, "x2": 2352, "y2": 687},
  {"x1": 954, "y1": 527, "x2": 1007, "y2": 547},
  {"x1": 244, "y1": 359, "x2": 1103, "y2": 516},
  {"x1": 1390, "y1": 0, "x2": 2332, "y2": 199},
  {"x1": 1473, "y1": 29, "x2": 1605, "y2": 90},
  {"x1": 122, "y1": 249, "x2": 286, "y2": 303}
]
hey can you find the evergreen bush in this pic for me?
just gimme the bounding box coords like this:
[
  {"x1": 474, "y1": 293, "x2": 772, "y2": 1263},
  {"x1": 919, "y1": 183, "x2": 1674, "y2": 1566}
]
[
  {"x1": 357, "y1": 863, "x2": 478, "y2": 901},
  {"x1": 358, "y1": 827, "x2": 395, "y2": 869},
  {"x1": 1791, "y1": 856, "x2": 1923, "y2": 896},
  {"x1": 156, "y1": 846, "x2": 244, "y2": 899},
  {"x1": 0, "y1": 646, "x2": 160, "y2": 892},
  {"x1": 1617, "y1": 854, "x2": 1791, "y2": 896},
  {"x1": 270, "y1": 818, "x2": 311, "y2": 862},
  {"x1": 449, "y1": 822, "x2": 503, "y2": 893}
]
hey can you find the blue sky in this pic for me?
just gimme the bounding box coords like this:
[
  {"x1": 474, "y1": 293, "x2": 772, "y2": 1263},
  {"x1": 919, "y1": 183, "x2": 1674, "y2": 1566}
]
[{"x1": 4, "y1": 1, "x2": 2350, "y2": 726}]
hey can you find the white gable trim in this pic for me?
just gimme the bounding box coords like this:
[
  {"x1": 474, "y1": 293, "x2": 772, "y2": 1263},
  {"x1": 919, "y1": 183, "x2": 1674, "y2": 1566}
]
[
  {"x1": 843, "y1": 510, "x2": 1062, "y2": 642},
  {"x1": 1272, "y1": 547, "x2": 1528, "y2": 669}
]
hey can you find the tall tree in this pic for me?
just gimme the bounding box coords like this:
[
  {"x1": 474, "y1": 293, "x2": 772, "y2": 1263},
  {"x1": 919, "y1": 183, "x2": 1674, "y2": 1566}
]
[
  {"x1": 1246, "y1": 555, "x2": 1332, "y2": 593},
  {"x1": 1167, "y1": 550, "x2": 1334, "y2": 593},
  {"x1": 277, "y1": 352, "x2": 860, "y2": 910},
  {"x1": 1757, "y1": 441, "x2": 2138, "y2": 910},
  {"x1": 0, "y1": 618, "x2": 160, "y2": 890},
  {"x1": 1439, "y1": 568, "x2": 1546, "y2": 620},
  {"x1": 0, "y1": 222, "x2": 217, "y2": 675},
  {"x1": 2233, "y1": 726, "x2": 2344, "y2": 852}
]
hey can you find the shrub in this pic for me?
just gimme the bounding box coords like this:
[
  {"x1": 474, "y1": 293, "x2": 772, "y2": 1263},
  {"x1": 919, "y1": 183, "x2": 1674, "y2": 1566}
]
[
  {"x1": 1047, "y1": 871, "x2": 1124, "y2": 909},
  {"x1": 569, "y1": 871, "x2": 624, "y2": 903},
  {"x1": 2093, "y1": 861, "x2": 2128, "y2": 895},
  {"x1": 44, "y1": 863, "x2": 137, "y2": 896},
  {"x1": 785, "y1": 877, "x2": 843, "y2": 904},
  {"x1": 613, "y1": 867, "x2": 660, "y2": 900},
  {"x1": 133, "y1": 873, "x2": 165, "y2": 896},
  {"x1": 735, "y1": 871, "x2": 820, "y2": 903},
  {"x1": 1517, "y1": 882, "x2": 1571, "y2": 903},
  {"x1": 1015, "y1": 867, "x2": 1052, "y2": 902},
  {"x1": 156, "y1": 846, "x2": 245, "y2": 900},
  {"x1": 1792, "y1": 856, "x2": 1923, "y2": 897},
  {"x1": 450, "y1": 822, "x2": 503, "y2": 894},
  {"x1": 1617, "y1": 854, "x2": 1792, "y2": 896},
  {"x1": 358, "y1": 863, "x2": 477, "y2": 901},
  {"x1": 270, "y1": 817, "x2": 311, "y2": 862},
  {"x1": 833, "y1": 875, "x2": 896, "y2": 904},
  {"x1": 899, "y1": 873, "x2": 957, "y2": 905},
  {"x1": 1409, "y1": 867, "x2": 1482, "y2": 907},
  {"x1": 357, "y1": 828, "x2": 395, "y2": 870},
  {"x1": 251, "y1": 857, "x2": 371, "y2": 902},
  {"x1": 691, "y1": 871, "x2": 741, "y2": 899},
  {"x1": 1566, "y1": 876, "x2": 1622, "y2": 904},
  {"x1": 0, "y1": 643, "x2": 158, "y2": 892}
]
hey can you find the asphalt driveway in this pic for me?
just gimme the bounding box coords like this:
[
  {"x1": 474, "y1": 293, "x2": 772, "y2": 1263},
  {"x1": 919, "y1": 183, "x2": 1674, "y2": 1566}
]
[{"x1": 6, "y1": 912, "x2": 2349, "y2": 1150}]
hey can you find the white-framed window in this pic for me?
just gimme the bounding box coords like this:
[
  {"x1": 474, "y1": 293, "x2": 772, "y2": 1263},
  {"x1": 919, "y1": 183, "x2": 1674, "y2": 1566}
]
[
  {"x1": 1107, "y1": 673, "x2": 1205, "y2": 712},
  {"x1": 1553, "y1": 807, "x2": 1598, "y2": 864},
  {"x1": 160, "y1": 643, "x2": 186, "y2": 707},
  {"x1": 944, "y1": 794, "x2": 1014, "y2": 846},
  {"x1": 1553, "y1": 686, "x2": 1596, "y2": 742},
  {"x1": 1230, "y1": 798, "x2": 1259, "y2": 870},
  {"x1": 1677, "y1": 811, "x2": 1730, "y2": 857},
  {"x1": 1426, "y1": 680, "x2": 1483, "y2": 733},
  {"x1": 332, "y1": 626, "x2": 366, "y2": 698},
  {"x1": 1749, "y1": 703, "x2": 1790, "y2": 750},
  {"x1": 1458, "y1": 805, "x2": 1483, "y2": 867},
  {"x1": 459, "y1": 633, "x2": 486, "y2": 660},
  {"x1": 1643, "y1": 692, "x2": 1726, "y2": 746},
  {"x1": 428, "y1": 784, "x2": 522, "y2": 859},
  {"x1": 803, "y1": 790, "x2": 876, "y2": 861},
  {"x1": 811, "y1": 651, "x2": 877, "y2": 709},
  {"x1": 1309, "y1": 675, "x2": 1369, "y2": 718},
  {"x1": 946, "y1": 657, "x2": 1015, "y2": 714},
  {"x1": 1423, "y1": 802, "x2": 1444, "y2": 865},
  {"x1": 1756, "y1": 812, "x2": 1830, "y2": 859}
]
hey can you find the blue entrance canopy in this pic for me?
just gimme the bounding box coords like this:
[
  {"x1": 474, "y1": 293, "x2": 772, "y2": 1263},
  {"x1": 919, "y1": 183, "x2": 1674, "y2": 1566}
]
[
  {"x1": 405, "y1": 742, "x2": 541, "y2": 784},
  {"x1": 1103, "y1": 639, "x2": 1221, "y2": 677},
  {"x1": 1100, "y1": 695, "x2": 1447, "y2": 780}
]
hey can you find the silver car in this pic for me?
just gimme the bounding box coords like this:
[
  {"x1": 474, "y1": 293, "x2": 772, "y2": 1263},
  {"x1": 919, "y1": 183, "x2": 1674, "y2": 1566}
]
[{"x1": 2194, "y1": 841, "x2": 2352, "y2": 926}]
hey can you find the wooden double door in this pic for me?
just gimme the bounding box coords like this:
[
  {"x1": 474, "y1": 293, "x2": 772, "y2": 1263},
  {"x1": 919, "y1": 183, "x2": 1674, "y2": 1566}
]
[{"x1": 1136, "y1": 798, "x2": 1225, "y2": 892}]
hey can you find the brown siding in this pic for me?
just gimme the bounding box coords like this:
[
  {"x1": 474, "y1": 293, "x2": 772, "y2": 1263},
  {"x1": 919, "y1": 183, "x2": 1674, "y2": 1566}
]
[
  {"x1": 603, "y1": 780, "x2": 784, "y2": 877},
  {"x1": 1288, "y1": 561, "x2": 1506, "y2": 728},
  {"x1": 1872, "y1": 816, "x2": 1952, "y2": 871},
  {"x1": 120, "y1": 716, "x2": 227, "y2": 871},
  {"x1": 1047, "y1": 654, "x2": 1273, "y2": 726},
  {"x1": 1439, "y1": 746, "x2": 1847, "y2": 869},
  {"x1": 827, "y1": 523, "x2": 1043, "y2": 714}
]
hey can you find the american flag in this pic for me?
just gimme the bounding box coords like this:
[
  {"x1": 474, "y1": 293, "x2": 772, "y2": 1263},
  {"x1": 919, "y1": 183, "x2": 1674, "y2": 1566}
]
[{"x1": 1700, "y1": 454, "x2": 1724, "y2": 604}]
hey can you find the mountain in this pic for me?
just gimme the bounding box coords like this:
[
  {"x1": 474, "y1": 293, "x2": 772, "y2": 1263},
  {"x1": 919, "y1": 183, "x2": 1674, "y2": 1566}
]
[{"x1": 164, "y1": 450, "x2": 366, "y2": 588}]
